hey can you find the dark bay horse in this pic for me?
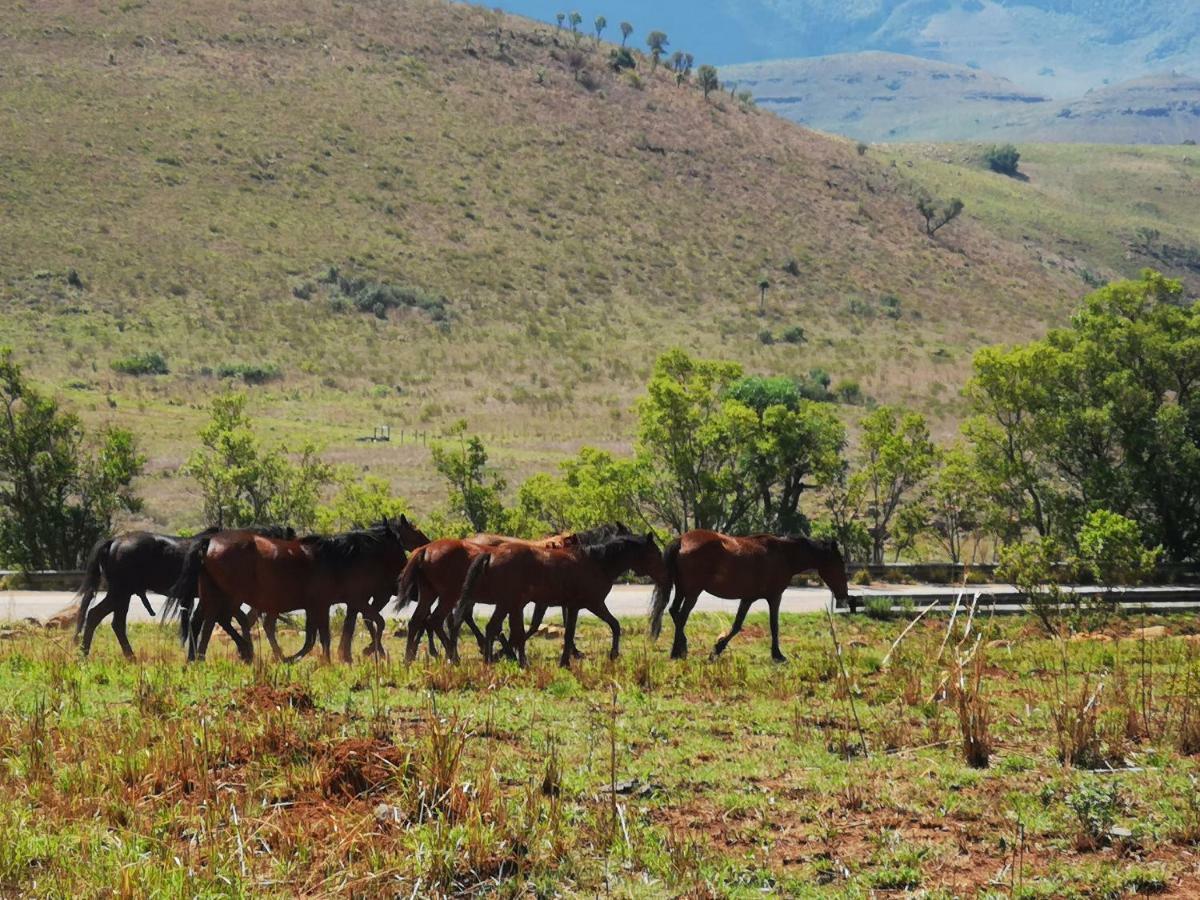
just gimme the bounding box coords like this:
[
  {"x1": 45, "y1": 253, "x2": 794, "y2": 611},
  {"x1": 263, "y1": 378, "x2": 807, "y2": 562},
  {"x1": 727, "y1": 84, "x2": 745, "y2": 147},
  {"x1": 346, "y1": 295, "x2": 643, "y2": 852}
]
[
  {"x1": 650, "y1": 530, "x2": 850, "y2": 662},
  {"x1": 452, "y1": 532, "x2": 667, "y2": 667},
  {"x1": 168, "y1": 520, "x2": 408, "y2": 663},
  {"x1": 75, "y1": 525, "x2": 294, "y2": 658},
  {"x1": 397, "y1": 524, "x2": 630, "y2": 662}
]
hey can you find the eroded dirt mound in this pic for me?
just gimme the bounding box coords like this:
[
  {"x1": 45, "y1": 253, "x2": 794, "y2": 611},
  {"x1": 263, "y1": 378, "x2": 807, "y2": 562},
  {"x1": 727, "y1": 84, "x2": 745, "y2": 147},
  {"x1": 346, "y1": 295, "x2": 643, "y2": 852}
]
[
  {"x1": 237, "y1": 684, "x2": 316, "y2": 712},
  {"x1": 323, "y1": 739, "x2": 405, "y2": 799}
]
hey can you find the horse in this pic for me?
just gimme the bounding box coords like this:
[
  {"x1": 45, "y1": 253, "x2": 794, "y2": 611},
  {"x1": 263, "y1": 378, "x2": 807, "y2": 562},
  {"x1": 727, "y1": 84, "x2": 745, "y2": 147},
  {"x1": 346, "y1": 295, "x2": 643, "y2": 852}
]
[
  {"x1": 167, "y1": 519, "x2": 409, "y2": 663},
  {"x1": 396, "y1": 524, "x2": 630, "y2": 663},
  {"x1": 649, "y1": 530, "x2": 850, "y2": 662},
  {"x1": 331, "y1": 514, "x2": 431, "y2": 661},
  {"x1": 74, "y1": 525, "x2": 295, "y2": 659},
  {"x1": 452, "y1": 531, "x2": 667, "y2": 667}
]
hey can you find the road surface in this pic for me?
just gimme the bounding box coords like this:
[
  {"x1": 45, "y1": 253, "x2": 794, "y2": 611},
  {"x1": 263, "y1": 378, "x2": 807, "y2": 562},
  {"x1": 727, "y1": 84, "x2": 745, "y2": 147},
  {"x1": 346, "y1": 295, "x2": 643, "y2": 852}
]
[{"x1": 1, "y1": 583, "x2": 1025, "y2": 626}]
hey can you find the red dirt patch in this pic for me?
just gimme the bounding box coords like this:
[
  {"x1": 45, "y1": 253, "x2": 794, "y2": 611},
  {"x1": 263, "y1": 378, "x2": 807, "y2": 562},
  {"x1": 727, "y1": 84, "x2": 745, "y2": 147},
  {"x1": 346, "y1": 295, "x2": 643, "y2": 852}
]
[
  {"x1": 237, "y1": 684, "x2": 316, "y2": 712},
  {"x1": 322, "y1": 738, "x2": 405, "y2": 799}
]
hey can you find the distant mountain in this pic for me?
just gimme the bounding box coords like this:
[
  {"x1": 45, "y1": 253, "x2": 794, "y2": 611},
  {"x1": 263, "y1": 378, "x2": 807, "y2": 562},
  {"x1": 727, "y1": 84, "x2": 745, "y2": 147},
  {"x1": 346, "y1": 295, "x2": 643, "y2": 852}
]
[
  {"x1": 725, "y1": 55, "x2": 1200, "y2": 143},
  {"x1": 724, "y1": 52, "x2": 1051, "y2": 142}
]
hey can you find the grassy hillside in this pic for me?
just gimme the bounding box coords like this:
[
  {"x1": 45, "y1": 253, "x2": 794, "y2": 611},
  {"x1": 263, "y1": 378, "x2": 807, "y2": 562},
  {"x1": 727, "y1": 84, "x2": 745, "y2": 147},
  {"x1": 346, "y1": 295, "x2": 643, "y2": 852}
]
[
  {"x1": 886, "y1": 143, "x2": 1200, "y2": 293},
  {"x1": 0, "y1": 0, "x2": 1099, "y2": 528}
]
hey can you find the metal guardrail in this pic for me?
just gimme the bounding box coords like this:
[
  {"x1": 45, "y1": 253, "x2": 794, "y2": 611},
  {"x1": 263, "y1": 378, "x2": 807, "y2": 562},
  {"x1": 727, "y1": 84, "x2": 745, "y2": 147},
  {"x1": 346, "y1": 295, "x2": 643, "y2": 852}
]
[{"x1": 834, "y1": 586, "x2": 1200, "y2": 615}]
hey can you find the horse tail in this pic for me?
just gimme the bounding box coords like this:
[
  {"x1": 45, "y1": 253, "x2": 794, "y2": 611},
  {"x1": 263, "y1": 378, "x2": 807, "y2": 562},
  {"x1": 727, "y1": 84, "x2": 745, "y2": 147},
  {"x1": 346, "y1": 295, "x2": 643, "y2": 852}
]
[
  {"x1": 395, "y1": 546, "x2": 425, "y2": 613},
  {"x1": 453, "y1": 553, "x2": 490, "y2": 634},
  {"x1": 74, "y1": 537, "x2": 111, "y2": 635},
  {"x1": 165, "y1": 536, "x2": 210, "y2": 642},
  {"x1": 649, "y1": 538, "x2": 680, "y2": 639}
]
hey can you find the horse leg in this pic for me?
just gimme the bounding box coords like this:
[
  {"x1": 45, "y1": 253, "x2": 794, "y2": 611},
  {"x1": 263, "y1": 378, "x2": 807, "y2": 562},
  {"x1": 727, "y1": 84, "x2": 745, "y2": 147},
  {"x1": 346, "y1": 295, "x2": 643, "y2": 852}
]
[
  {"x1": 80, "y1": 593, "x2": 118, "y2": 657},
  {"x1": 670, "y1": 593, "x2": 699, "y2": 660},
  {"x1": 711, "y1": 598, "x2": 754, "y2": 659},
  {"x1": 361, "y1": 605, "x2": 388, "y2": 659},
  {"x1": 195, "y1": 618, "x2": 216, "y2": 662},
  {"x1": 767, "y1": 593, "x2": 787, "y2": 663},
  {"x1": 588, "y1": 601, "x2": 622, "y2": 661},
  {"x1": 263, "y1": 613, "x2": 285, "y2": 661},
  {"x1": 508, "y1": 606, "x2": 527, "y2": 668},
  {"x1": 111, "y1": 594, "x2": 135, "y2": 660},
  {"x1": 314, "y1": 607, "x2": 332, "y2": 664},
  {"x1": 405, "y1": 594, "x2": 435, "y2": 662},
  {"x1": 559, "y1": 607, "x2": 579, "y2": 669},
  {"x1": 340, "y1": 606, "x2": 359, "y2": 663},
  {"x1": 217, "y1": 614, "x2": 254, "y2": 663},
  {"x1": 284, "y1": 615, "x2": 319, "y2": 663},
  {"x1": 482, "y1": 607, "x2": 508, "y2": 664}
]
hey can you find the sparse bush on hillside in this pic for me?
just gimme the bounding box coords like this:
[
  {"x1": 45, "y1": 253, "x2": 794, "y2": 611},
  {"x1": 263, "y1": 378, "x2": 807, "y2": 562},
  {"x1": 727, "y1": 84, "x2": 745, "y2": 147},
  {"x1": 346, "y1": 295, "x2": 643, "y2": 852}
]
[
  {"x1": 857, "y1": 141, "x2": 869, "y2": 156},
  {"x1": 880, "y1": 294, "x2": 902, "y2": 319},
  {"x1": 619, "y1": 21, "x2": 633, "y2": 46},
  {"x1": 593, "y1": 15, "x2": 606, "y2": 44},
  {"x1": 216, "y1": 362, "x2": 283, "y2": 385},
  {"x1": 697, "y1": 64, "x2": 719, "y2": 99},
  {"x1": 111, "y1": 351, "x2": 168, "y2": 376},
  {"x1": 835, "y1": 379, "x2": 864, "y2": 405},
  {"x1": 609, "y1": 47, "x2": 635, "y2": 71},
  {"x1": 758, "y1": 329, "x2": 774, "y2": 345},
  {"x1": 737, "y1": 89, "x2": 755, "y2": 110},
  {"x1": 781, "y1": 325, "x2": 806, "y2": 344},
  {"x1": 985, "y1": 144, "x2": 1021, "y2": 177},
  {"x1": 917, "y1": 193, "x2": 965, "y2": 237},
  {"x1": 319, "y1": 267, "x2": 448, "y2": 322},
  {"x1": 565, "y1": 49, "x2": 587, "y2": 81}
]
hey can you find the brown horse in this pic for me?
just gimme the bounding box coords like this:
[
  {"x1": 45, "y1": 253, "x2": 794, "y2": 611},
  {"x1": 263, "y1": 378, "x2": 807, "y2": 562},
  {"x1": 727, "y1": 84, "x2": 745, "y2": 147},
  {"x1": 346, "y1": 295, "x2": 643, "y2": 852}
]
[
  {"x1": 397, "y1": 524, "x2": 630, "y2": 662},
  {"x1": 650, "y1": 530, "x2": 850, "y2": 662},
  {"x1": 168, "y1": 520, "x2": 409, "y2": 662},
  {"x1": 452, "y1": 531, "x2": 667, "y2": 667}
]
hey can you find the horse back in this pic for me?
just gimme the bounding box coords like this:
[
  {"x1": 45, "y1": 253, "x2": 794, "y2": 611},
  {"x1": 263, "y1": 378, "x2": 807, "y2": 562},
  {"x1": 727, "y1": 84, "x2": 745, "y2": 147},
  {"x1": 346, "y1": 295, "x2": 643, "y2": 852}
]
[{"x1": 677, "y1": 530, "x2": 790, "y2": 597}]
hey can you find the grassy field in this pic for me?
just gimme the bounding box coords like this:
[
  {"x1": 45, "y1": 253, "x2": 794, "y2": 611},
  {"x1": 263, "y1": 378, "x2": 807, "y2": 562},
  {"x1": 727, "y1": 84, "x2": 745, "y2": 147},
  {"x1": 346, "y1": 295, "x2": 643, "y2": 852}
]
[{"x1": 3, "y1": 609, "x2": 1200, "y2": 895}]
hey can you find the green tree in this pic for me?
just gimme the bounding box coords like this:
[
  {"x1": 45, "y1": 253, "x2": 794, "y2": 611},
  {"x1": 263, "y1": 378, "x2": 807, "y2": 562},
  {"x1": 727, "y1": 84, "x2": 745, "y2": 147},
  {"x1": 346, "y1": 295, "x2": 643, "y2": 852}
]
[
  {"x1": 184, "y1": 391, "x2": 333, "y2": 530},
  {"x1": 555, "y1": 12, "x2": 565, "y2": 31},
  {"x1": 634, "y1": 351, "x2": 844, "y2": 534},
  {"x1": 314, "y1": 474, "x2": 411, "y2": 533},
  {"x1": 568, "y1": 10, "x2": 583, "y2": 42},
  {"x1": 646, "y1": 31, "x2": 668, "y2": 70},
  {"x1": 1076, "y1": 509, "x2": 1161, "y2": 591},
  {"x1": 697, "y1": 64, "x2": 719, "y2": 98},
  {"x1": 619, "y1": 21, "x2": 633, "y2": 46},
  {"x1": 593, "y1": 15, "x2": 606, "y2": 43},
  {"x1": 431, "y1": 420, "x2": 508, "y2": 533},
  {"x1": 917, "y1": 193, "x2": 965, "y2": 237},
  {"x1": 966, "y1": 271, "x2": 1200, "y2": 562},
  {"x1": 906, "y1": 445, "x2": 989, "y2": 564},
  {"x1": 985, "y1": 143, "x2": 1021, "y2": 176},
  {"x1": 0, "y1": 348, "x2": 143, "y2": 569},
  {"x1": 855, "y1": 406, "x2": 937, "y2": 565},
  {"x1": 515, "y1": 447, "x2": 647, "y2": 535}
]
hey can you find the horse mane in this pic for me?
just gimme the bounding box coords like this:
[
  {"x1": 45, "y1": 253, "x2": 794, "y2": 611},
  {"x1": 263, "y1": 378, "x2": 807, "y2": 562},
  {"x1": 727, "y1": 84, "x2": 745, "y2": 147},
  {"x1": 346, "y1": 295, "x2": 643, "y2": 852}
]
[
  {"x1": 573, "y1": 522, "x2": 632, "y2": 545},
  {"x1": 781, "y1": 532, "x2": 840, "y2": 555},
  {"x1": 194, "y1": 524, "x2": 296, "y2": 540},
  {"x1": 300, "y1": 521, "x2": 395, "y2": 567},
  {"x1": 581, "y1": 531, "x2": 650, "y2": 565}
]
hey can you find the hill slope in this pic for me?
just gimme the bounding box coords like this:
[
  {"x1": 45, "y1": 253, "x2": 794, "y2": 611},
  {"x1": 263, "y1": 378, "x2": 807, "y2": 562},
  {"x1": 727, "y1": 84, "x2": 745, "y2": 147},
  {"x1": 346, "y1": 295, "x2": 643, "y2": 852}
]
[{"x1": 0, "y1": 0, "x2": 1097, "y2": 525}]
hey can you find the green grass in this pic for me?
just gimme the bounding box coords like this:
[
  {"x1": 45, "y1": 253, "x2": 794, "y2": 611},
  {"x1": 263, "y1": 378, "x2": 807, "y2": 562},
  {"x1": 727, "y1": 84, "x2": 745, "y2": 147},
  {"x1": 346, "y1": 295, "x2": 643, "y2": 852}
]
[{"x1": 3, "y1": 611, "x2": 1200, "y2": 894}]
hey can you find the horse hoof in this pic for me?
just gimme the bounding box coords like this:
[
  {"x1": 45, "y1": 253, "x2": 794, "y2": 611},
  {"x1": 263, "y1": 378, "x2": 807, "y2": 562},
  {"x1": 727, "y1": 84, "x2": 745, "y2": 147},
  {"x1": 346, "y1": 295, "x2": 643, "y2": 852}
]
[{"x1": 772, "y1": 654, "x2": 788, "y2": 665}]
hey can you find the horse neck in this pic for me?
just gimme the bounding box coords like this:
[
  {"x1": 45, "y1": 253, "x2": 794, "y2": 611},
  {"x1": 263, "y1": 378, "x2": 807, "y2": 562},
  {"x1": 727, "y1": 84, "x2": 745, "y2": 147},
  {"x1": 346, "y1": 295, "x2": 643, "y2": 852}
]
[{"x1": 780, "y1": 538, "x2": 821, "y2": 574}]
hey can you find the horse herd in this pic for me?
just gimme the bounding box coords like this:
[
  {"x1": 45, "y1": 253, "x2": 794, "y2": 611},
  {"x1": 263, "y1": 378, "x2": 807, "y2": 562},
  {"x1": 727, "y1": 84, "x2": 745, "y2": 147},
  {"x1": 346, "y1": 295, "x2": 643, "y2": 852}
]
[{"x1": 73, "y1": 517, "x2": 852, "y2": 667}]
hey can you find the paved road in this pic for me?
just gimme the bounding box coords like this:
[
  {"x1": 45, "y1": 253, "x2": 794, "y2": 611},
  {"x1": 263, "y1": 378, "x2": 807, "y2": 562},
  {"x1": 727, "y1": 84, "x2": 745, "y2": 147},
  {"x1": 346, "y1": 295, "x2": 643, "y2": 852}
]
[{"x1": 1, "y1": 583, "x2": 1027, "y2": 626}]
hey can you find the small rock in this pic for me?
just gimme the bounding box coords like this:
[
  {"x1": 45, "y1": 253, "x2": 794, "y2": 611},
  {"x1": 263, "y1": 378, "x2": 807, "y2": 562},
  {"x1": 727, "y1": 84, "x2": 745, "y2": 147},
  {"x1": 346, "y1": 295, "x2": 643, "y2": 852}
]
[
  {"x1": 987, "y1": 639, "x2": 1013, "y2": 649},
  {"x1": 374, "y1": 803, "x2": 403, "y2": 825},
  {"x1": 1129, "y1": 626, "x2": 1168, "y2": 640}
]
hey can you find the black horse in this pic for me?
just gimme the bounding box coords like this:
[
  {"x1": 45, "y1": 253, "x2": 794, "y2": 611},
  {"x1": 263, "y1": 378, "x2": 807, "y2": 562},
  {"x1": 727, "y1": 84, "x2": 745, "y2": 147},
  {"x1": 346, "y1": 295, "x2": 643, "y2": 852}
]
[{"x1": 75, "y1": 525, "x2": 294, "y2": 658}]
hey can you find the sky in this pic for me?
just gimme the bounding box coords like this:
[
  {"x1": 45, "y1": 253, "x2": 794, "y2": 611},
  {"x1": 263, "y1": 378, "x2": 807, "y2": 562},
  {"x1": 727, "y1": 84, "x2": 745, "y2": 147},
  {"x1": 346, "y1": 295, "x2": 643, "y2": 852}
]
[{"x1": 486, "y1": 1, "x2": 777, "y2": 66}]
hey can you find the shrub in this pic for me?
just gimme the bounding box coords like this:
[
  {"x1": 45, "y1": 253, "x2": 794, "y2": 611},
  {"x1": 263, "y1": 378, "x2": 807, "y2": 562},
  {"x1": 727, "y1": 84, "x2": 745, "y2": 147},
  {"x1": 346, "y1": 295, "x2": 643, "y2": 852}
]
[
  {"x1": 609, "y1": 47, "x2": 635, "y2": 71},
  {"x1": 111, "y1": 351, "x2": 168, "y2": 376},
  {"x1": 1066, "y1": 780, "x2": 1119, "y2": 850},
  {"x1": 757, "y1": 329, "x2": 775, "y2": 345},
  {"x1": 781, "y1": 326, "x2": 806, "y2": 345},
  {"x1": 984, "y1": 144, "x2": 1021, "y2": 176},
  {"x1": 856, "y1": 141, "x2": 869, "y2": 156},
  {"x1": 216, "y1": 362, "x2": 283, "y2": 385},
  {"x1": 320, "y1": 268, "x2": 448, "y2": 321},
  {"x1": 880, "y1": 294, "x2": 902, "y2": 319},
  {"x1": 834, "y1": 380, "x2": 863, "y2": 405},
  {"x1": 864, "y1": 596, "x2": 893, "y2": 621}
]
